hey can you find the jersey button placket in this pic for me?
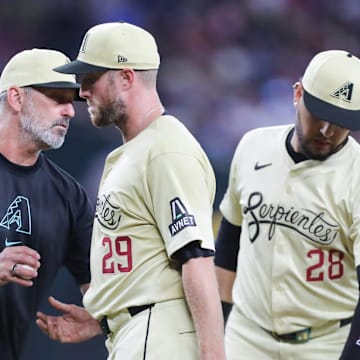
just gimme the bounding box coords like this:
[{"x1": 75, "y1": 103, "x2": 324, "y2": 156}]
[{"x1": 271, "y1": 171, "x2": 293, "y2": 334}]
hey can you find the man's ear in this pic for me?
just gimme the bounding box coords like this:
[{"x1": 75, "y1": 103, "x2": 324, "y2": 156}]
[
  {"x1": 118, "y1": 69, "x2": 135, "y2": 90},
  {"x1": 292, "y1": 81, "x2": 303, "y2": 107},
  {"x1": 7, "y1": 86, "x2": 25, "y2": 112}
]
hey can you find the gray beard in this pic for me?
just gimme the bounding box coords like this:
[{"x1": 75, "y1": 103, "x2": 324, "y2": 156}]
[{"x1": 20, "y1": 104, "x2": 68, "y2": 150}]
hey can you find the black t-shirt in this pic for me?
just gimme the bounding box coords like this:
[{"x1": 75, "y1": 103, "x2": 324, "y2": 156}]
[{"x1": 0, "y1": 153, "x2": 94, "y2": 360}]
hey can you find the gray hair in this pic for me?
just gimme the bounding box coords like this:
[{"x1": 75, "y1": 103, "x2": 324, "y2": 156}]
[
  {"x1": 0, "y1": 87, "x2": 33, "y2": 109},
  {"x1": 0, "y1": 91, "x2": 7, "y2": 106}
]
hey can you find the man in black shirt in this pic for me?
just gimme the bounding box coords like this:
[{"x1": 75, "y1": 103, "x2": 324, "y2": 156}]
[{"x1": 0, "y1": 48, "x2": 94, "y2": 360}]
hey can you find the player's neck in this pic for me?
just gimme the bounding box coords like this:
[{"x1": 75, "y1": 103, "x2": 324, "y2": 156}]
[
  {"x1": 286, "y1": 128, "x2": 309, "y2": 163},
  {"x1": 0, "y1": 114, "x2": 42, "y2": 165},
  {"x1": 0, "y1": 129, "x2": 41, "y2": 166},
  {"x1": 122, "y1": 103, "x2": 165, "y2": 143}
]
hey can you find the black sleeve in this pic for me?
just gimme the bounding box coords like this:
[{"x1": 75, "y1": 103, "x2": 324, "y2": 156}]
[
  {"x1": 221, "y1": 300, "x2": 233, "y2": 325},
  {"x1": 214, "y1": 217, "x2": 241, "y2": 271},
  {"x1": 65, "y1": 185, "x2": 94, "y2": 285},
  {"x1": 340, "y1": 265, "x2": 360, "y2": 359},
  {"x1": 172, "y1": 241, "x2": 214, "y2": 265}
]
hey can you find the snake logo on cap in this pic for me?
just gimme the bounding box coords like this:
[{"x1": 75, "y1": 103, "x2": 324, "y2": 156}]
[{"x1": 330, "y1": 81, "x2": 354, "y2": 102}]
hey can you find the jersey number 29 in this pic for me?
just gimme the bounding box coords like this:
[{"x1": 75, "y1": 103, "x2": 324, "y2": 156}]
[{"x1": 102, "y1": 236, "x2": 133, "y2": 273}]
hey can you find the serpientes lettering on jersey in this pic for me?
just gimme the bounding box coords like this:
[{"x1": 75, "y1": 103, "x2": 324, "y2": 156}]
[
  {"x1": 95, "y1": 194, "x2": 121, "y2": 230},
  {"x1": 243, "y1": 191, "x2": 339, "y2": 245},
  {"x1": 168, "y1": 197, "x2": 196, "y2": 236}
]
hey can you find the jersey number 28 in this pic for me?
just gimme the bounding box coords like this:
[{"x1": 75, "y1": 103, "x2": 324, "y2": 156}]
[{"x1": 306, "y1": 249, "x2": 344, "y2": 281}]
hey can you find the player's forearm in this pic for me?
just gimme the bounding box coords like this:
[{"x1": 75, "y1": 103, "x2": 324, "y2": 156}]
[
  {"x1": 182, "y1": 256, "x2": 226, "y2": 360},
  {"x1": 215, "y1": 266, "x2": 235, "y2": 303},
  {"x1": 339, "y1": 266, "x2": 360, "y2": 359},
  {"x1": 215, "y1": 265, "x2": 235, "y2": 325}
]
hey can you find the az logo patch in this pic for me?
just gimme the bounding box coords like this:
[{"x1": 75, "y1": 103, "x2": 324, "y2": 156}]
[
  {"x1": 0, "y1": 195, "x2": 31, "y2": 234},
  {"x1": 330, "y1": 81, "x2": 353, "y2": 102},
  {"x1": 168, "y1": 198, "x2": 196, "y2": 236}
]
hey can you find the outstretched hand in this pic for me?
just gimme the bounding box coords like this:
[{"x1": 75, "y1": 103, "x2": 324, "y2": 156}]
[{"x1": 36, "y1": 296, "x2": 103, "y2": 343}]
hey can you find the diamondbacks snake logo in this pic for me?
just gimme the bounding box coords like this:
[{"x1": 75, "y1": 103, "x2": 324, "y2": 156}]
[
  {"x1": 0, "y1": 195, "x2": 32, "y2": 234},
  {"x1": 330, "y1": 81, "x2": 354, "y2": 102}
]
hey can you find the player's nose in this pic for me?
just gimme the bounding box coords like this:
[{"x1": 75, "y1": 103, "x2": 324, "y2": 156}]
[
  {"x1": 79, "y1": 85, "x2": 90, "y2": 100},
  {"x1": 60, "y1": 103, "x2": 75, "y2": 118},
  {"x1": 319, "y1": 121, "x2": 335, "y2": 137}
]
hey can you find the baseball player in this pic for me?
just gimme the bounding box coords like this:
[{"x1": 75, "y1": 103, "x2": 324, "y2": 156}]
[
  {"x1": 36, "y1": 22, "x2": 226, "y2": 360},
  {"x1": 0, "y1": 49, "x2": 93, "y2": 360},
  {"x1": 215, "y1": 50, "x2": 360, "y2": 359}
]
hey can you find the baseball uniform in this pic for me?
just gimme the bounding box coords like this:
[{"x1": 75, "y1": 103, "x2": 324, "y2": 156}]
[
  {"x1": 83, "y1": 114, "x2": 216, "y2": 359},
  {"x1": 219, "y1": 124, "x2": 360, "y2": 359}
]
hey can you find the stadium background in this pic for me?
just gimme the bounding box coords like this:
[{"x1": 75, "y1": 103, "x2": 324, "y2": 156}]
[{"x1": 1, "y1": 0, "x2": 360, "y2": 359}]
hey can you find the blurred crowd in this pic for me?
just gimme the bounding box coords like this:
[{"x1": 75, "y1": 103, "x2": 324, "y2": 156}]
[{"x1": 2, "y1": 0, "x2": 360, "y2": 204}]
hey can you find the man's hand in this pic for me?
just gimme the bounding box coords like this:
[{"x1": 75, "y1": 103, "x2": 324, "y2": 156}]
[
  {"x1": 0, "y1": 245, "x2": 40, "y2": 286},
  {"x1": 36, "y1": 296, "x2": 103, "y2": 343}
]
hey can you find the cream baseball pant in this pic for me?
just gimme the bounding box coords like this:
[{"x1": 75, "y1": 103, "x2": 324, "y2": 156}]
[
  {"x1": 225, "y1": 305, "x2": 351, "y2": 360},
  {"x1": 104, "y1": 298, "x2": 198, "y2": 360}
]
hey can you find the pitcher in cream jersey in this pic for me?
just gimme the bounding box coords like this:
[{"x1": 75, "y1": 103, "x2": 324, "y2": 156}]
[
  {"x1": 215, "y1": 50, "x2": 360, "y2": 360},
  {"x1": 36, "y1": 21, "x2": 226, "y2": 360}
]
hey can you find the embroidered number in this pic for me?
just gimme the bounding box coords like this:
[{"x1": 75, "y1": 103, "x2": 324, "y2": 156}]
[
  {"x1": 102, "y1": 236, "x2": 133, "y2": 273},
  {"x1": 306, "y1": 249, "x2": 324, "y2": 281},
  {"x1": 102, "y1": 237, "x2": 115, "y2": 273},
  {"x1": 306, "y1": 249, "x2": 344, "y2": 282},
  {"x1": 328, "y1": 249, "x2": 344, "y2": 280}
]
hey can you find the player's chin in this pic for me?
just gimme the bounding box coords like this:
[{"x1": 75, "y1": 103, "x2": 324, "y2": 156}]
[
  {"x1": 91, "y1": 115, "x2": 111, "y2": 128},
  {"x1": 306, "y1": 142, "x2": 334, "y2": 160},
  {"x1": 47, "y1": 135, "x2": 66, "y2": 149},
  {"x1": 309, "y1": 149, "x2": 333, "y2": 161}
]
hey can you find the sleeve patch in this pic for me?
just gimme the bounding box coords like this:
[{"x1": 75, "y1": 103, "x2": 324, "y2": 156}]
[{"x1": 168, "y1": 197, "x2": 197, "y2": 236}]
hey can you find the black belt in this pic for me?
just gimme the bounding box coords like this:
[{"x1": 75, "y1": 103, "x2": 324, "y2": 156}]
[
  {"x1": 100, "y1": 303, "x2": 155, "y2": 336},
  {"x1": 265, "y1": 316, "x2": 353, "y2": 343},
  {"x1": 128, "y1": 303, "x2": 155, "y2": 316}
]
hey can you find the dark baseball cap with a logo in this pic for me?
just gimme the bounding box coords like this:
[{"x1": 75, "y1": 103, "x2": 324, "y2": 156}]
[
  {"x1": 54, "y1": 22, "x2": 160, "y2": 75},
  {"x1": 302, "y1": 50, "x2": 360, "y2": 130}
]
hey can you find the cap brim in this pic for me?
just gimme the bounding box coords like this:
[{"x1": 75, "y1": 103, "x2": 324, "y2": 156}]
[
  {"x1": 34, "y1": 81, "x2": 80, "y2": 89},
  {"x1": 54, "y1": 60, "x2": 108, "y2": 75},
  {"x1": 32, "y1": 82, "x2": 83, "y2": 101},
  {"x1": 303, "y1": 90, "x2": 360, "y2": 131}
]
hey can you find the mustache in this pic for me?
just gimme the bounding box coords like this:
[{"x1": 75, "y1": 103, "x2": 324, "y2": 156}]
[
  {"x1": 314, "y1": 137, "x2": 331, "y2": 143},
  {"x1": 51, "y1": 118, "x2": 70, "y2": 128}
]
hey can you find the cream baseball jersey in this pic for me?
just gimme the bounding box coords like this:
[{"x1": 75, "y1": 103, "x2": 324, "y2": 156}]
[
  {"x1": 220, "y1": 125, "x2": 360, "y2": 335},
  {"x1": 83, "y1": 115, "x2": 216, "y2": 319}
]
